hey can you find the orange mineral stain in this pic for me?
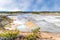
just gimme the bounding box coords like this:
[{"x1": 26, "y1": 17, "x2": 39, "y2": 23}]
[{"x1": 25, "y1": 22, "x2": 36, "y2": 28}]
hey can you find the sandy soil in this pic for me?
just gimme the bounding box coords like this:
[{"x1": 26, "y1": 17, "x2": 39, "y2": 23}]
[
  {"x1": 19, "y1": 32, "x2": 60, "y2": 40},
  {"x1": 40, "y1": 32, "x2": 60, "y2": 40}
]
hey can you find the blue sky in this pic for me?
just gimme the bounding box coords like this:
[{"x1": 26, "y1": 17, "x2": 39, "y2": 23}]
[{"x1": 0, "y1": 0, "x2": 60, "y2": 11}]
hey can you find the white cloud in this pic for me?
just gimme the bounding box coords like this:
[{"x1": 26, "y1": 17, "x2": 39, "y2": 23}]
[
  {"x1": 32, "y1": 5, "x2": 49, "y2": 11},
  {"x1": 0, "y1": 0, "x2": 23, "y2": 11},
  {"x1": 32, "y1": 0, "x2": 60, "y2": 11},
  {"x1": 18, "y1": 0, "x2": 34, "y2": 11},
  {"x1": 0, "y1": 0, "x2": 60, "y2": 11},
  {"x1": 0, "y1": 0, "x2": 34, "y2": 11},
  {"x1": 36, "y1": 0, "x2": 44, "y2": 4},
  {"x1": 0, "y1": 0, "x2": 12, "y2": 5},
  {"x1": 40, "y1": 5, "x2": 49, "y2": 11},
  {"x1": 53, "y1": 1, "x2": 60, "y2": 11},
  {"x1": 32, "y1": 0, "x2": 48, "y2": 11}
]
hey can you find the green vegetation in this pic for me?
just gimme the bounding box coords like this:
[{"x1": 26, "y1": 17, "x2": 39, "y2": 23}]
[
  {"x1": 0, "y1": 11, "x2": 60, "y2": 14},
  {"x1": 32, "y1": 27, "x2": 40, "y2": 33},
  {"x1": 26, "y1": 34, "x2": 37, "y2": 40},
  {"x1": 26, "y1": 27, "x2": 40, "y2": 40},
  {"x1": 0, "y1": 30, "x2": 19, "y2": 39}
]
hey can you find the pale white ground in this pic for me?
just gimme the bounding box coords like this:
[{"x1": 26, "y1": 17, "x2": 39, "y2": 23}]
[{"x1": 7, "y1": 13, "x2": 60, "y2": 33}]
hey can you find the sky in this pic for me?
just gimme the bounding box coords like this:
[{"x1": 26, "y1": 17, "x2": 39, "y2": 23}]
[{"x1": 0, "y1": 0, "x2": 60, "y2": 11}]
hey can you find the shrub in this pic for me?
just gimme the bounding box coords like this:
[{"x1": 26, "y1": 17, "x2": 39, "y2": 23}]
[
  {"x1": 0, "y1": 30, "x2": 19, "y2": 40},
  {"x1": 26, "y1": 27, "x2": 40, "y2": 40},
  {"x1": 26, "y1": 34, "x2": 36, "y2": 40},
  {"x1": 32, "y1": 27, "x2": 40, "y2": 33}
]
